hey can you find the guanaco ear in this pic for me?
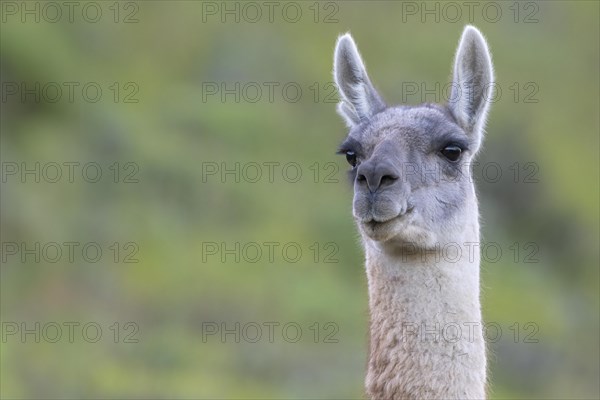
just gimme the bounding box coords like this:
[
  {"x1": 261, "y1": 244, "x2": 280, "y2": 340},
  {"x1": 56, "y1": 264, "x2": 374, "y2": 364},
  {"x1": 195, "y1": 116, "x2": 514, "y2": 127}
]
[
  {"x1": 448, "y1": 25, "x2": 494, "y2": 152},
  {"x1": 333, "y1": 33, "x2": 386, "y2": 127}
]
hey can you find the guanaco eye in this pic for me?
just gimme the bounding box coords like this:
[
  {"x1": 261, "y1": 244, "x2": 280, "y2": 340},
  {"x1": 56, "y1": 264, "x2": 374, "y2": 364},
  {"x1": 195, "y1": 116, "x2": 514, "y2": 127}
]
[
  {"x1": 346, "y1": 151, "x2": 357, "y2": 167},
  {"x1": 441, "y1": 145, "x2": 462, "y2": 162}
]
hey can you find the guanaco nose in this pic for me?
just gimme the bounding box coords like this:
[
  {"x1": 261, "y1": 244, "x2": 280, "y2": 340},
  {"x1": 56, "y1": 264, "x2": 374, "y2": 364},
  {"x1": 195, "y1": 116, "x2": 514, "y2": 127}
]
[{"x1": 356, "y1": 160, "x2": 399, "y2": 193}]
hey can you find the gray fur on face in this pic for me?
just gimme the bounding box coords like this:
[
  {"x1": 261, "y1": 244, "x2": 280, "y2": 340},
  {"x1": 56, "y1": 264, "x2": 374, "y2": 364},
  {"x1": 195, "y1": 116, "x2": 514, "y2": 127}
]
[{"x1": 333, "y1": 26, "x2": 494, "y2": 250}]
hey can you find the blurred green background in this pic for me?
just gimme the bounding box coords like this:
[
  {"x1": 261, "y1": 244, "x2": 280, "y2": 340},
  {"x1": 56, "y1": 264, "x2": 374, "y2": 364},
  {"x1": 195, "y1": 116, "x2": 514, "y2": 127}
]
[{"x1": 1, "y1": 1, "x2": 598, "y2": 399}]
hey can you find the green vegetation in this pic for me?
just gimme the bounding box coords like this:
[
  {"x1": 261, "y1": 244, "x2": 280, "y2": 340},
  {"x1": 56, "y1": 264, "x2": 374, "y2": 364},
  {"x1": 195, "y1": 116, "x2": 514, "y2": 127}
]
[{"x1": 1, "y1": 1, "x2": 598, "y2": 399}]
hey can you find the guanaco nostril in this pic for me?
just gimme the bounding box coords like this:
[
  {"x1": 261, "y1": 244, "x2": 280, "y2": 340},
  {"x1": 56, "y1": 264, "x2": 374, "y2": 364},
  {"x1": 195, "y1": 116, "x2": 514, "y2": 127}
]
[
  {"x1": 380, "y1": 175, "x2": 398, "y2": 186},
  {"x1": 357, "y1": 174, "x2": 367, "y2": 182}
]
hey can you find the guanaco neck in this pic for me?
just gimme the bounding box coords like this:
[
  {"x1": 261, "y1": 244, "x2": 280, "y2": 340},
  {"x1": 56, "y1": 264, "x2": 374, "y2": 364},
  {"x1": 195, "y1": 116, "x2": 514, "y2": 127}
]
[{"x1": 363, "y1": 222, "x2": 486, "y2": 400}]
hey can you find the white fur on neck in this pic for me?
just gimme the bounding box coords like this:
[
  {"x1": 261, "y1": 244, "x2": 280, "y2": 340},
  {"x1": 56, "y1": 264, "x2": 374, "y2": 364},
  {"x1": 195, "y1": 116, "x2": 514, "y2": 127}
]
[{"x1": 363, "y1": 217, "x2": 486, "y2": 399}]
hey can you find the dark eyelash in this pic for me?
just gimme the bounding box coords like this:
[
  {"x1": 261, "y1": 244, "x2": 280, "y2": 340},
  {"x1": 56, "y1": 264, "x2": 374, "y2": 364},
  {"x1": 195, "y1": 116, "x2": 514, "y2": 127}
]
[{"x1": 442, "y1": 140, "x2": 469, "y2": 152}]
